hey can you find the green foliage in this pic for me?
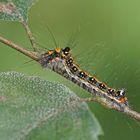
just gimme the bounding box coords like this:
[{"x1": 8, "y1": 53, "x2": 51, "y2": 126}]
[
  {"x1": 0, "y1": 72, "x2": 102, "y2": 140},
  {"x1": 0, "y1": 0, "x2": 38, "y2": 21}
]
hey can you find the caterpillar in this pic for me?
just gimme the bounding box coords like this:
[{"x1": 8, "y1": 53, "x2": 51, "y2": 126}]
[{"x1": 39, "y1": 47, "x2": 128, "y2": 107}]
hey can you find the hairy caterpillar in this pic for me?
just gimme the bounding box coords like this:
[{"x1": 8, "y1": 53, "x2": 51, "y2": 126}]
[{"x1": 39, "y1": 47, "x2": 128, "y2": 107}]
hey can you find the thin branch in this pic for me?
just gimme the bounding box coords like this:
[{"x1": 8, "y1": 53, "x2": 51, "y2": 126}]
[
  {"x1": 21, "y1": 21, "x2": 37, "y2": 51},
  {"x1": 0, "y1": 35, "x2": 140, "y2": 121},
  {"x1": 80, "y1": 97, "x2": 140, "y2": 121},
  {"x1": 0, "y1": 35, "x2": 39, "y2": 61}
]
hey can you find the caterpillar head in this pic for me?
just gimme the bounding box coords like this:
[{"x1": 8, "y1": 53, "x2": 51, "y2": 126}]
[{"x1": 62, "y1": 47, "x2": 71, "y2": 57}]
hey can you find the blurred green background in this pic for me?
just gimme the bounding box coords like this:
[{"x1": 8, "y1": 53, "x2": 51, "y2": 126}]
[{"x1": 0, "y1": 0, "x2": 140, "y2": 139}]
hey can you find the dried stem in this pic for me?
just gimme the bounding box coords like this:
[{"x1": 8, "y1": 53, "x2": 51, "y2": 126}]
[
  {"x1": 21, "y1": 21, "x2": 37, "y2": 51},
  {"x1": 0, "y1": 35, "x2": 39, "y2": 61},
  {"x1": 80, "y1": 97, "x2": 140, "y2": 121},
  {"x1": 0, "y1": 35, "x2": 140, "y2": 121}
]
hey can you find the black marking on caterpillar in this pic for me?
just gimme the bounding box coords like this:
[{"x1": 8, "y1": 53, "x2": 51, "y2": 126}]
[{"x1": 39, "y1": 47, "x2": 128, "y2": 108}]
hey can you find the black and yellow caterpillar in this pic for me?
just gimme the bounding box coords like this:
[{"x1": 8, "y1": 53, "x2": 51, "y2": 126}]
[{"x1": 40, "y1": 47, "x2": 128, "y2": 105}]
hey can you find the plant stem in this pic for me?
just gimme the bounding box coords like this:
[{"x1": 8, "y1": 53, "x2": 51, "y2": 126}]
[
  {"x1": 0, "y1": 35, "x2": 39, "y2": 61},
  {"x1": 21, "y1": 21, "x2": 37, "y2": 51},
  {"x1": 0, "y1": 35, "x2": 140, "y2": 121},
  {"x1": 80, "y1": 97, "x2": 140, "y2": 121}
]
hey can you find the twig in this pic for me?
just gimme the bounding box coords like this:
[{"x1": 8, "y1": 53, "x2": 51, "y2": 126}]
[
  {"x1": 80, "y1": 97, "x2": 140, "y2": 121},
  {"x1": 0, "y1": 35, "x2": 140, "y2": 121},
  {"x1": 0, "y1": 35, "x2": 39, "y2": 61},
  {"x1": 21, "y1": 21, "x2": 37, "y2": 51}
]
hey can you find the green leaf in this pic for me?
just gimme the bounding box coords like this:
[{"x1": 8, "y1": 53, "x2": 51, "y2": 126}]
[
  {"x1": 0, "y1": 72, "x2": 103, "y2": 140},
  {"x1": 0, "y1": 0, "x2": 38, "y2": 22}
]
